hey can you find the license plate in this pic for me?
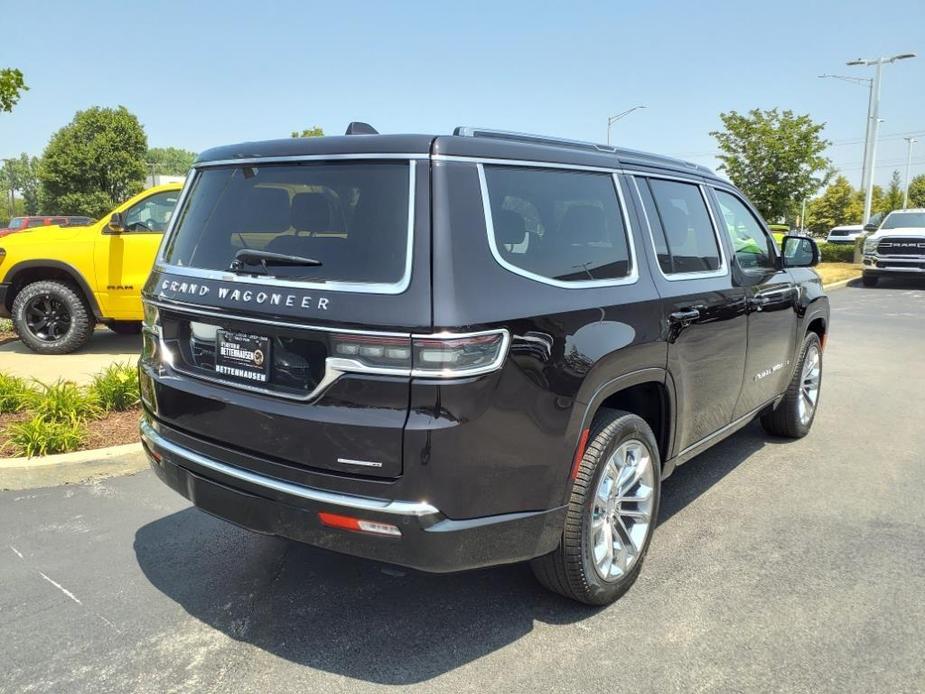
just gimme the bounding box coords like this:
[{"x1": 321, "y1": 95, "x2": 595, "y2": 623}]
[{"x1": 215, "y1": 330, "x2": 271, "y2": 383}]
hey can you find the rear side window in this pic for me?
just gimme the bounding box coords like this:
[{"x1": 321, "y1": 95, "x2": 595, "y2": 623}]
[
  {"x1": 637, "y1": 178, "x2": 722, "y2": 275},
  {"x1": 481, "y1": 165, "x2": 632, "y2": 284},
  {"x1": 162, "y1": 161, "x2": 412, "y2": 286}
]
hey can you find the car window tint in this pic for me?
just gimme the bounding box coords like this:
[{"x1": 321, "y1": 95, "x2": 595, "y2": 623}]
[
  {"x1": 714, "y1": 189, "x2": 775, "y2": 270},
  {"x1": 483, "y1": 166, "x2": 631, "y2": 283},
  {"x1": 645, "y1": 178, "x2": 721, "y2": 274},
  {"x1": 635, "y1": 179, "x2": 672, "y2": 274}
]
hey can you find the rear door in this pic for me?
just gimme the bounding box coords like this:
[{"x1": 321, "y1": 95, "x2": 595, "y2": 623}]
[
  {"x1": 146, "y1": 157, "x2": 431, "y2": 479},
  {"x1": 632, "y1": 175, "x2": 748, "y2": 454},
  {"x1": 708, "y1": 186, "x2": 797, "y2": 416}
]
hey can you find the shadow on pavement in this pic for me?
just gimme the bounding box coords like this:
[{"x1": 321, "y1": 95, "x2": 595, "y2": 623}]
[
  {"x1": 133, "y1": 420, "x2": 792, "y2": 685},
  {"x1": 843, "y1": 276, "x2": 925, "y2": 290}
]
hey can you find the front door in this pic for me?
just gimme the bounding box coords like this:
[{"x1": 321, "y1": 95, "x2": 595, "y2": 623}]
[
  {"x1": 94, "y1": 189, "x2": 179, "y2": 319},
  {"x1": 632, "y1": 175, "x2": 748, "y2": 454},
  {"x1": 708, "y1": 188, "x2": 797, "y2": 416}
]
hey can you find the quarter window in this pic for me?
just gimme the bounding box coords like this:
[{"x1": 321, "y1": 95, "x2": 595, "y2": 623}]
[
  {"x1": 714, "y1": 189, "x2": 775, "y2": 271},
  {"x1": 638, "y1": 178, "x2": 722, "y2": 275},
  {"x1": 482, "y1": 166, "x2": 631, "y2": 284}
]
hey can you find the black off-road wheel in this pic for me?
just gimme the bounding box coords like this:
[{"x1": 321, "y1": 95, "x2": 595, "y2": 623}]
[
  {"x1": 108, "y1": 321, "x2": 142, "y2": 335},
  {"x1": 531, "y1": 409, "x2": 661, "y2": 606},
  {"x1": 11, "y1": 280, "x2": 94, "y2": 354},
  {"x1": 760, "y1": 332, "x2": 822, "y2": 439},
  {"x1": 861, "y1": 273, "x2": 879, "y2": 287}
]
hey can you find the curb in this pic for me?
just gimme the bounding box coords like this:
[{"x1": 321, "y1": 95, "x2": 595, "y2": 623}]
[
  {"x1": 0, "y1": 442, "x2": 148, "y2": 491},
  {"x1": 822, "y1": 276, "x2": 861, "y2": 291}
]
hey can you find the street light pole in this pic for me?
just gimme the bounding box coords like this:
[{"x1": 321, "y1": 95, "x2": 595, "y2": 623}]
[
  {"x1": 903, "y1": 137, "x2": 918, "y2": 209},
  {"x1": 847, "y1": 52, "x2": 917, "y2": 224},
  {"x1": 607, "y1": 105, "x2": 646, "y2": 145}
]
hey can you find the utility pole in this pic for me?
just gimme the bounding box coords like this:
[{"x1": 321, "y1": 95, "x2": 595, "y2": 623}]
[
  {"x1": 606, "y1": 105, "x2": 646, "y2": 145},
  {"x1": 903, "y1": 137, "x2": 918, "y2": 209},
  {"x1": 847, "y1": 52, "x2": 917, "y2": 224}
]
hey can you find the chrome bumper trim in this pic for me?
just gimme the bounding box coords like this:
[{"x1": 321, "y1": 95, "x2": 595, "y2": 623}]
[{"x1": 140, "y1": 420, "x2": 439, "y2": 517}]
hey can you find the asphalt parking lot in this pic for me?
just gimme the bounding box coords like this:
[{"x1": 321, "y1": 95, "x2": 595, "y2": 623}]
[{"x1": 3, "y1": 279, "x2": 924, "y2": 694}]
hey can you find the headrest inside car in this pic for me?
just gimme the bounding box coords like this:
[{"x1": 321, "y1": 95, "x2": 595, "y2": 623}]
[{"x1": 291, "y1": 192, "x2": 334, "y2": 232}]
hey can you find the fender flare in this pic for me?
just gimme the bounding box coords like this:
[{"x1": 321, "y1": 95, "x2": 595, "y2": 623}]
[
  {"x1": 3, "y1": 259, "x2": 103, "y2": 320},
  {"x1": 563, "y1": 367, "x2": 677, "y2": 500}
]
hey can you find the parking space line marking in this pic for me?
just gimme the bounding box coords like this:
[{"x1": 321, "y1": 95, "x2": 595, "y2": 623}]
[
  {"x1": 9, "y1": 546, "x2": 24, "y2": 559},
  {"x1": 39, "y1": 571, "x2": 82, "y2": 605}
]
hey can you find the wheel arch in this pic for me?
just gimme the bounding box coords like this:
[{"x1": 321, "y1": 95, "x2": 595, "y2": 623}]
[
  {"x1": 3, "y1": 260, "x2": 103, "y2": 320},
  {"x1": 567, "y1": 368, "x2": 675, "y2": 495}
]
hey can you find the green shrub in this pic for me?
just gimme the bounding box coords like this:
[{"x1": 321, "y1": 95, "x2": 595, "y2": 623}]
[
  {"x1": 89, "y1": 362, "x2": 140, "y2": 412},
  {"x1": 33, "y1": 380, "x2": 101, "y2": 422},
  {"x1": 818, "y1": 242, "x2": 857, "y2": 263},
  {"x1": 0, "y1": 373, "x2": 39, "y2": 414},
  {"x1": 0, "y1": 317, "x2": 13, "y2": 332},
  {"x1": 4, "y1": 414, "x2": 86, "y2": 457}
]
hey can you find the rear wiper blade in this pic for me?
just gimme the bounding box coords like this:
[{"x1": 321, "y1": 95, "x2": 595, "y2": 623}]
[{"x1": 230, "y1": 249, "x2": 323, "y2": 274}]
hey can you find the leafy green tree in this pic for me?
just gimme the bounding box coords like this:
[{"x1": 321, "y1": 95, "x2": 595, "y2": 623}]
[
  {"x1": 879, "y1": 170, "x2": 904, "y2": 214},
  {"x1": 805, "y1": 175, "x2": 861, "y2": 234},
  {"x1": 1, "y1": 154, "x2": 41, "y2": 214},
  {"x1": 39, "y1": 106, "x2": 147, "y2": 217},
  {"x1": 710, "y1": 108, "x2": 831, "y2": 221},
  {"x1": 0, "y1": 68, "x2": 27, "y2": 112},
  {"x1": 291, "y1": 126, "x2": 324, "y2": 138},
  {"x1": 907, "y1": 174, "x2": 925, "y2": 208},
  {"x1": 147, "y1": 147, "x2": 197, "y2": 176}
]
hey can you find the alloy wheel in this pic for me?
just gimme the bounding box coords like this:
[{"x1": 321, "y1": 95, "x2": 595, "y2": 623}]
[
  {"x1": 24, "y1": 294, "x2": 72, "y2": 343},
  {"x1": 589, "y1": 439, "x2": 656, "y2": 581},
  {"x1": 798, "y1": 345, "x2": 821, "y2": 425}
]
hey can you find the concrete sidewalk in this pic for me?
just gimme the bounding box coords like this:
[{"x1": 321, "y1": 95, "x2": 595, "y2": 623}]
[{"x1": 0, "y1": 328, "x2": 141, "y2": 384}]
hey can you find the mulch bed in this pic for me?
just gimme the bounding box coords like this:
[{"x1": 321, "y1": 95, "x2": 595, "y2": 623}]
[
  {"x1": 0, "y1": 407, "x2": 141, "y2": 457},
  {"x1": 0, "y1": 332, "x2": 19, "y2": 346}
]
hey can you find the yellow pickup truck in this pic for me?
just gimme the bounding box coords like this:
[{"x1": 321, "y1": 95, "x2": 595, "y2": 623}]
[{"x1": 0, "y1": 183, "x2": 182, "y2": 353}]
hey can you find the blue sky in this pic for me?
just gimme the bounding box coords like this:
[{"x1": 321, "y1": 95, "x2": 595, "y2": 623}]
[{"x1": 3, "y1": 0, "x2": 924, "y2": 188}]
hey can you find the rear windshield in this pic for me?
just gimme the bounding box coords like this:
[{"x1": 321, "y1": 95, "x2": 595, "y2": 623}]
[
  {"x1": 162, "y1": 161, "x2": 411, "y2": 285},
  {"x1": 881, "y1": 212, "x2": 925, "y2": 229}
]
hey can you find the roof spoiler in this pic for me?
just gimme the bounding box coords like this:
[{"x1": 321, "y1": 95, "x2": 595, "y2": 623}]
[{"x1": 345, "y1": 122, "x2": 379, "y2": 135}]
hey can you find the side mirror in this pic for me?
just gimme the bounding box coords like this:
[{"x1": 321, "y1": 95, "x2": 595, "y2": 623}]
[
  {"x1": 108, "y1": 212, "x2": 126, "y2": 233},
  {"x1": 781, "y1": 235, "x2": 819, "y2": 268},
  {"x1": 863, "y1": 223, "x2": 879, "y2": 233}
]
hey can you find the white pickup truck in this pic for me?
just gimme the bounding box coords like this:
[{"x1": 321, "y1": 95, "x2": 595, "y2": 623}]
[{"x1": 861, "y1": 209, "x2": 925, "y2": 286}]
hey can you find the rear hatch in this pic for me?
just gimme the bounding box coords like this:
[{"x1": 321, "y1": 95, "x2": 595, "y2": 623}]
[{"x1": 144, "y1": 156, "x2": 431, "y2": 479}]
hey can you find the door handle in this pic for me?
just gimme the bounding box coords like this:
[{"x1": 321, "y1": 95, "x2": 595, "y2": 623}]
[{"x1": 669, "y1": 308, "x2": 701, "y2": 324}]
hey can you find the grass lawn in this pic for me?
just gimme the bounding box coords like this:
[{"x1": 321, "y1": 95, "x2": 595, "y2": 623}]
[{"x1": 815, "y1": 262, "x2": 862, "y2": 286}]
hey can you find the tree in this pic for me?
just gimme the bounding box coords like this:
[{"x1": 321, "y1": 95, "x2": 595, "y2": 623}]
[
  {"x1": 147, "y1": 147, "x2": 197, "y2": 176},
  {"x1": 0, "y1": 68, "x2": 27, "y2": 112},
  {"x1": 907, "y1": 174, "x2": 925, "y2": 208},
  {"x1": 805, "y1": 175, "x2": 861, "y2": 235},
  {"x1": 0, "y1": 154, "x2": 41, "y2": 214},
  {"x1": 291, "y1": 126, "x2": 324, "y2": 138},
  {"x1": 39, "y1": 106, "x2": 147, "y2": 217},
  {"x1": 880, "y1": 170, "x2": 904, "y2": 214},
  {"x1": 710, "y1": 108, "x2": 831, "y2": 221}
]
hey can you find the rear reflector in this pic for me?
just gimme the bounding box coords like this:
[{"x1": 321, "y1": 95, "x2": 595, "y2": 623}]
[
  {"x1": 318, "y1": 512, "x2": 401, "y2": 537},
  {"x1": 569, "y1": 428, "x2": 591, "y2": 480}
]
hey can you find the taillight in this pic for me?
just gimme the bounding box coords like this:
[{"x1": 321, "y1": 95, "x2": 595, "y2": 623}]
[
  {"x1": 329, "y1": 329, "x2": 509, "y2": 378},
  {"x1": 411, "y1": 331, "x2": 508, "y2": 376}
]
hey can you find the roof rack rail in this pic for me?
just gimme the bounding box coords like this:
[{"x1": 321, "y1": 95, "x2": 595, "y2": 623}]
[{"x1": 454, "y1": 126, "x2": 618, "y2": 154}]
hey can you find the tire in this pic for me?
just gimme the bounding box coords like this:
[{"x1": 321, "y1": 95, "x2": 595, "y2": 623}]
[
  {"x1": 108, "y1": 321, "x2": 142, "y2": 335},
  {"x1": 531, "y1": 409, "x2": 661, "y2": 606},
  {"x1": 862, "y1": 273, "x2": 879, "y2": 287},
  {"x1": 11, "y1": 280, "x2": 94, "y2": 354},
  {"x1": 760, "y1": 332, "x2": 822, "y2": 439}
]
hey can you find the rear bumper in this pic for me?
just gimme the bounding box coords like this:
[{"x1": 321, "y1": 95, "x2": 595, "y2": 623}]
[{"x1": 140, "y1": 419, "x2": 565, "y2": 573}]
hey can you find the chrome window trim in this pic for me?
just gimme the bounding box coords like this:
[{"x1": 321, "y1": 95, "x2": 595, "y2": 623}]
[
  {"x1": 191, "y1": 152, "x2": 430, "y2": 168},
  {"x1": 156, "y1": 158, "x2": 418, "y2": 296},
  {"x1": 631, "y1": 176, "x2": 729, "y2": 282},
  {"x1": 436, "y1": 154, "x2": 619, "y2": 174},
  {"x1": 476, "y1": 163, "x2": 640, "y2": 289},
  {"x1": 140, "y1": 421, "x2": 440, "y2": 517}
]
